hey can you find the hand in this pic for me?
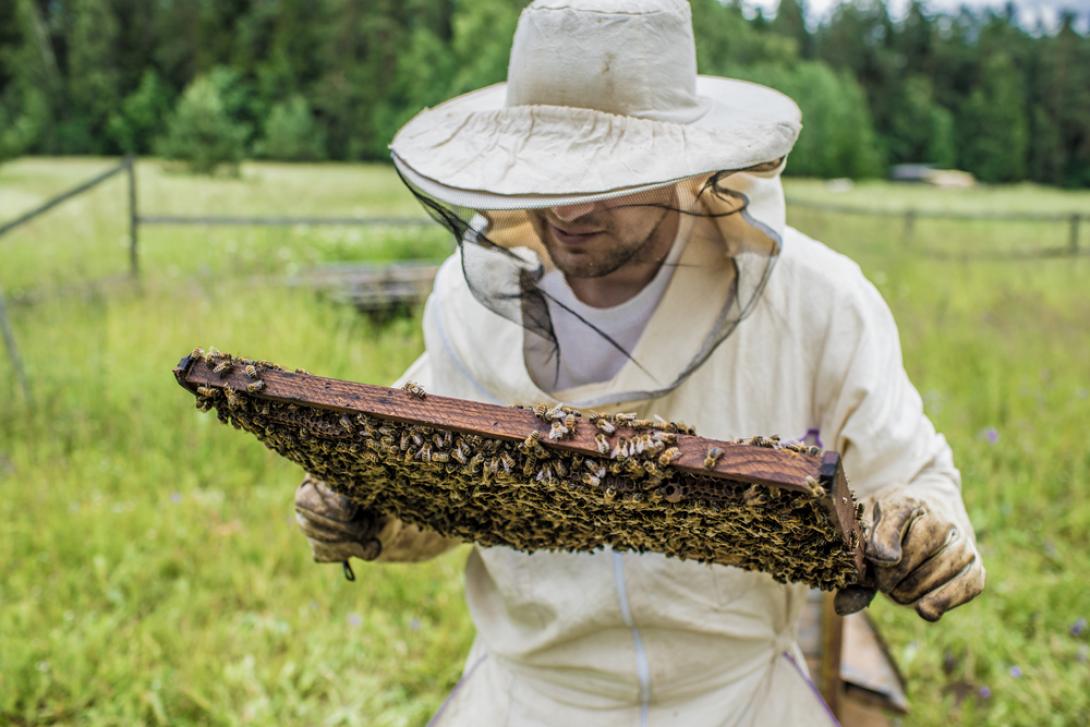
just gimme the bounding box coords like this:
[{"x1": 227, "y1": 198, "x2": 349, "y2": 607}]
[
  {"x1": 294, "y1": 475, "x2": 384, "y2": 564},
  {"x1": 835, "y1": 494, "x2": 985, "y2": 621}
]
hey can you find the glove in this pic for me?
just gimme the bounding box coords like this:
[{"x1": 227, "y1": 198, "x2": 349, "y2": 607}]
[
  {"x1": 294, "y1": 475, "x2": 385, "y2": 564},
  {"x1": 835, "y1": 494, "x2": 985, "y2": 621}
]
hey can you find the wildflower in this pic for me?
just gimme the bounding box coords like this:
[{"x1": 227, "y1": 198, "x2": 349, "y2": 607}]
[
  {"x1": 346, "y1": 612, "x2": 362, "y2": 627},
  {"x1": 1071, "y1": 618, "x2": 1087, "y2": 637},
  {"x1": 1009, "y1": 665, "x2": 1022, "y2": 678},
  {"x1": 980, "y1": 427, "x2": 999, "y2": 445},
  {"x1": 978, "y1": 685, "x2": 991, "y2": 699}
]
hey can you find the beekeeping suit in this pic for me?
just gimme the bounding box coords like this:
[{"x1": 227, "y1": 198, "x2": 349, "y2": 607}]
[{"x1": 294, "y1": 2, "x2": 984, "y2": 725}]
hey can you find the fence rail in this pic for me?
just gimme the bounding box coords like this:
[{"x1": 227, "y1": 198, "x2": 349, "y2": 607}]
[
  {"x1": 137, "y1": 214, "x2": 431, "y2": 227},
  {"x1": 0, "y1": 158, "x2": 131, "y2": 239},
  {"x1": 785, "y1": 196, "x2": 1087, "y2": 255}
]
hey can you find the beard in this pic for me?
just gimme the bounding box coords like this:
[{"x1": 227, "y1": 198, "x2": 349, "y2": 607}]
[{"x1": 534, "y1": 207, "x2": 673, "y2": 279}]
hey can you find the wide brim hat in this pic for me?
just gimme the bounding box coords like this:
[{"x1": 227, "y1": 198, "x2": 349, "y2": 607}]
[{"x1": 390, "y1": 0, "x2": 802, "y2": 210}]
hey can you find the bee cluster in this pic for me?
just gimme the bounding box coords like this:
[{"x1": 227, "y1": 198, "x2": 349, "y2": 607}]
[{"x1": 186, "y1": 351, "x2": 860, "y2": 590}]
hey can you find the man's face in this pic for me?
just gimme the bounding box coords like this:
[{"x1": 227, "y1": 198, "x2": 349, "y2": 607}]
[{"x1": 527, "y1": 185, "x2": 678, "y2": 278}]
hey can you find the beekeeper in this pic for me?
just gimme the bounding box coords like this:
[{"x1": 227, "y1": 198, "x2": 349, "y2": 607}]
[{"x1": 293, "y1": 1, "x2": 985, "y2": 724}]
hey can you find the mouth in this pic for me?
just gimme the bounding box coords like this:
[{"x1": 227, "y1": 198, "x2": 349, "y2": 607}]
[{"x1": 549, "y1": 223, "x2": 604, "y2": 247}]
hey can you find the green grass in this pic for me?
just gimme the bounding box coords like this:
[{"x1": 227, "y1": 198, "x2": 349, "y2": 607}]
[{"x1": 1, "y1": 159, "x2": 1088, "y2": 726}]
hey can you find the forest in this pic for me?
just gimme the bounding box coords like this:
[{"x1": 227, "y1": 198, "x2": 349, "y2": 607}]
[{"x1": 0, "y1": 0, "x2": 1088, "y2": 186}]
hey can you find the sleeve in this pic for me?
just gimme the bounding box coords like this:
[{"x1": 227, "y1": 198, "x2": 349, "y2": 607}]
[{"x1": 814, "y1": 270, "x2": 976, "y2": 540}]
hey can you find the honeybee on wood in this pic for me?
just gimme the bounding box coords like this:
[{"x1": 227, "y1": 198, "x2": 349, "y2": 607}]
[
  {"x1": 594, "y1": 433, "x2": 610, "y2": 455},
  {"x1": 549, "y1": 421, "x2": 569, "y2": 440},
  {"x1": 246, "y1": 380, "x2": 266, "y2": 393},
  {"x1": 195, "y1": 385, "x2": 218, "y2": 397},
  {"x1": 594, "y1": 418, "x2": 616, "y2": 435},
  {"x1": 244, "y1": 364, "x2": 258, "y2": 379},
  {"x1": 703, "y1": 447, "x2": 724, "y2": 469},
  {"x1": 402, "y1": 381, "x2": 427, "y2": 399},
  {"x1": 804, "y1": 476, "x2": 826, "y2": 498},
  {"x1": 212, "y1": 360, "x2": 232, "y2": 375},
  {"x1": 658, "y1": 446, "x2": 681, "y2": 466}
]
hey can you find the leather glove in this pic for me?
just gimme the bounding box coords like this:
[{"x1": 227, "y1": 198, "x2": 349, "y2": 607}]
[
  {"x1": 835, "y1": 494, "x2": 985, "y2": 621},
  {"x1": 294, "y1": 475, "x2": 385, "y2": 565}
]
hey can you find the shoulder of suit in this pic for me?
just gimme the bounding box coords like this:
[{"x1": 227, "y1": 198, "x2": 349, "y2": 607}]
[{"x1": 758, "y1": 226, "x2": 885, "y2": 330}]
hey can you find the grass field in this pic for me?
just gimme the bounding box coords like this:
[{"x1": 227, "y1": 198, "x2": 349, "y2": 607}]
[{"x1": 1, "y1": 158, "x2": 1088, "y2": 726}]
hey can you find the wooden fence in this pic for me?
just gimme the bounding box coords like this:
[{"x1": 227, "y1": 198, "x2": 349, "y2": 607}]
[
  {"x1": 3, "y1": 159, "x2": 1088, "y2": 399},
  {"x1": 786, "y1": 196, "x2": 1087, "y2": 258}
]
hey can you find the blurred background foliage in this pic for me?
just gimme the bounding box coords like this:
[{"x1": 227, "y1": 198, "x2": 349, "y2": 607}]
[{"x1": 0, "y1": 0, "x2": 1088, "y2": 185}]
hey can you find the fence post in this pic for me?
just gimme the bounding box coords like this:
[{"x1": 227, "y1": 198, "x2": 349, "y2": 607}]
[
  {"x1": 1070, "y1": 214, "x2": 1081, "y2": 256},
  {"x1": 126, "y1": 155, "x2": 139, "y2": 277},
  {"x1": 0, "y1": 288, "x2": 32, "y2": 403},
  {"x1": 902, "y1": 209, "x2": 917, "y2": 245}
]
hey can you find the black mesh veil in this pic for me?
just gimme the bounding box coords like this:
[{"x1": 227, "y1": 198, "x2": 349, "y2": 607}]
[{"x1": 396, "y1": 160, "x2": 787, "y2": 405}]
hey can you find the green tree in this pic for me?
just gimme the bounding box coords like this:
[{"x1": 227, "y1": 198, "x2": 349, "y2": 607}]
[
  {"x1": 107, "y1": 69, "x2": 174, "y2": 154},
  {"x1": 770, "y1": 0, "x2": 813, "y2": 58},
  {"x1": 156, "y1": 73, "x2": 251, "y2": 175},
  {"x1": 956, "y1": 52, "x2": 1028, "y2": 183},
  {"x1": 64, "y1": 0, "x2": 121, "y2": 153},
  {"x1": 256, "y1": 95, "x2": 327, "y2": 161},
  {"x1": 738, "y1": 61, "x2": 883, "y2": 178},
  {"x1": 885, "y1": 75, "x2": 955, "y2": 167}
]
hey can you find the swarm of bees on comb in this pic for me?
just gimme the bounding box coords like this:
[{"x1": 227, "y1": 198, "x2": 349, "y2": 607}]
[{"x1": 179, "y1": 349, "x2": 863, "y2": 591}]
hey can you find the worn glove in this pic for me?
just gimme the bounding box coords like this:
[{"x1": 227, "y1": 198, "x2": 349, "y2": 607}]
[
  {"x1": 294, "y1": 475, "x2": 384, "y2": 564},
  {"x1": 835, "y1": 494, "x2": 985, "y2": 621}
]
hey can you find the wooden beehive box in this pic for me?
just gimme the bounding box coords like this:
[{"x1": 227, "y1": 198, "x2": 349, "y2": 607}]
[{"x1": 174, "y1": 349, "x2": 865, "y2": 590}]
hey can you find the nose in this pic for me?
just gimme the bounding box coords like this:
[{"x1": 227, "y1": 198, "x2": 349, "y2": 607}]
[{"x1": 549, "y1": 202, "x2": 596, "y2": 223}]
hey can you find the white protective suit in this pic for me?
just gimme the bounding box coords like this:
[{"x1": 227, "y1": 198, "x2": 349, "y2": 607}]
[{"x1": 370, "y1": 177, "x2": 975, "y2": 726}]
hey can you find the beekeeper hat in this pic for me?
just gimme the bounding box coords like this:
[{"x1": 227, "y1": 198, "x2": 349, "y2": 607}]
[{"x1": 389, "y1": 0, "x2": 802, "y2": 210}]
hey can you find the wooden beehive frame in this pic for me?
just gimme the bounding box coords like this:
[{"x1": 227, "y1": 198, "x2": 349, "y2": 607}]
[{"x1": 174, "y1": 350, "x2": 865, "y2": 589}]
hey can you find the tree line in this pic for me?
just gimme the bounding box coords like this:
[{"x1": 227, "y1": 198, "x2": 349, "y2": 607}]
[{"x1": 0, "y1": 0, "x2": 1087, "y2": 186}]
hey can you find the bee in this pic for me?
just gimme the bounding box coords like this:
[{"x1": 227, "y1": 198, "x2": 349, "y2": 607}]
[
  {"x1": 594, "y1": 418, "x2": 616, "y2": 435},
  {"x1": 548, "y1": 421, "x2": 569, "y2": 440},
  {"x1": 402, "y1": 381, "x2": 427, "y2": 399},
  {"x1": 431, "y1": 451, "x2": 450, "y2": 464},
  {"x1": 244, "y1": 364, "x2": 258, "y2": 379},
  {"x1": 703, "y1": 446, "x2": 724, "y2": 469},
  {"x1": 339, "y1": 415, "x2": 354, "y2": 432},
  {"x1": 212, "y1": 360, "x2": 233, "y2": 375},
  {"x1": 658, "y1": 446, "x2": 681, "y2": 466},
  {"x1": 411, "y1": 432, "x2": 424, "y2": 447},
  {"x1": 451, "y1": 446, "x2": 468, "y2": 465},
  {"x1": 399, "y1": 432, "x2": 412, "y2": 451},
  {"x1": 532, "y1": 403, "x2": 549, "y2": 418},
  {"x1": 652, "y1": 431, "x2": 677, "y2": 445},
  {"x1": 246, "y1": 380, "x2": 266, "y2": 393},
  {"x1": 563, "y1": 413, "x2": 577, "y2": 430},
  {"x1": 498, "y1": 452, "x2": 515, "y2": 473},
  {"x1": 552, "y1": 460, "x2": 568, "y2": 477},
  {"x1": 594, "y1": 433, "x2": 611, "y2": 455},
  {"x1": 196, "y1": 385, "x2": 218, "y2": 398},
  {"x1": 600, "y1": 484, "x2": 614, "y2": 500},
  {"x1": 614, "y1": 412, "x2": 637, "y2": 423},
  {"x1": 466, "y1": 453, "x2": 485, "y2": 473},
  {"x1": 804, "y1": 476, "x2": 826, "y2": 498},
  {"x1": 416, "y1": 444, "x2": 433, "y2": 462}
]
